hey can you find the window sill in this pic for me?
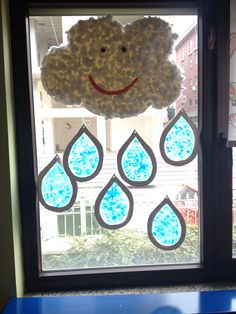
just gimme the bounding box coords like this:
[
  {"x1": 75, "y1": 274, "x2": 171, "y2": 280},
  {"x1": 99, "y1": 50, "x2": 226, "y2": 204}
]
[{"x1": 24, "y1": 281, "x2": 236, "y2": 297}]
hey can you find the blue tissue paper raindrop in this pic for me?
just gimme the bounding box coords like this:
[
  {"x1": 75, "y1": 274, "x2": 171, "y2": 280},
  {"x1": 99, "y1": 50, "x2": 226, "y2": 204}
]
[
  {"x1": 99, "y1": 182, "x2": 129, "y2": 225},
  {"x1": 95, "y1": 176, "x2": 133, "y2": 229},
  {"x1": 68, "y1": 133, "x2": 100, "y2": 178},
  {"x1": 148, "y1": 197, "x2": 186, "y2": 250},
  {"x1": 151, "y1": 203, "x2": 182, "y2": 247},
  {"x1": 164, "y1": 116, "x2": 195, "y2": 162},
  {"x1": 41, "y1": 161, "x2": 74, "y2": 208},
  {"x1": 121, "y1": 137, "x2": 153, "y2": 182}
]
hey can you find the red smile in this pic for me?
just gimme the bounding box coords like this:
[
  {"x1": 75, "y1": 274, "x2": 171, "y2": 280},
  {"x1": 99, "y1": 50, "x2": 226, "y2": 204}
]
[{"x1": 88, "y1": 75, "x2": 139, "y2": 96}]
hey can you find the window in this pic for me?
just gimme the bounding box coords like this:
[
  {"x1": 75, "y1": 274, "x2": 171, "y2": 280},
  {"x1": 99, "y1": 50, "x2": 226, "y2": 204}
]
[
  {"x1": 31, "y1": 13, "x2": 199, "y2": 272},
  {"x1": 194, "y1": 33, "x2": 198, "y2": 50},
  {"x1": 57, "y1": 207, "x2": 82, "y2": 237},
  {"x1": 56, "y1": 205, "x2": 103, "y2": 237},
  {"x1": 189, "y1": 39, "x2": 193, "y2": 54},
  {"x1": 189, "y1": 57, "x2": 193, "y2": 68},
  {"x1": 9, "y1": 0, "x2": 232, "y2": 292},
  {"x1": 181, "y1": 47, "x2": 185, "y2": 61},
  {"x1": 192, "y1": 76, "x2": 197, "y2": 91}
]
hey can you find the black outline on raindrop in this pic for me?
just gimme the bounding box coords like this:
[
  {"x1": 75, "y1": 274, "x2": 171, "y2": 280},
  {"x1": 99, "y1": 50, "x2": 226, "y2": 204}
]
[
  {"x1": 37, "y1": 155, "x2": 78, "y2": 212},
  {"x1": 147, "y1": 196, "x2": 186, "y2": 250},
  {"x1": 63, "y1": 124, "x2": 104, "y2": 182},
  {"x1": 117, "y1": 130, "x2": 157, "y2": 187},
  {"x1": 94, "y1": 174, "x2": 134, "y2": 230},
  {"x1": 159, "y1": 109, "x2": 199, "y2": 166}
]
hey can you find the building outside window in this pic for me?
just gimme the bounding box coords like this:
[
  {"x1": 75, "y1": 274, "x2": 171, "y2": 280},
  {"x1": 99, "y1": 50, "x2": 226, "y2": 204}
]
[{"x1": 175, "y1": 22, "x2": 198, "y2": 125}]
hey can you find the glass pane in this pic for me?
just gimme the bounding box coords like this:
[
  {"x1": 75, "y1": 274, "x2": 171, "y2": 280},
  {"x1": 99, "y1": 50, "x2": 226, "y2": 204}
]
[
  {"x1": 66, "y1": 214, "x2": 73, "y2": 236},
  {"x1": 30, "y1": 13, "x2": 200, "y2": 271},
  {"x1": 57, "y1": 215, "x2": 65, "y2": 235},
  {"x1": 74, "y1": 213, "x2": 81, "y2": 236},
  {"x1": 231, "y1": 0, "x2": 236, "y2": 257},
  {"x1": 86, "y1": 212, "x2": 92, "y2": 236},
  {"x1": 92, "y1": 214, "x2": 102, "y2": 235}
]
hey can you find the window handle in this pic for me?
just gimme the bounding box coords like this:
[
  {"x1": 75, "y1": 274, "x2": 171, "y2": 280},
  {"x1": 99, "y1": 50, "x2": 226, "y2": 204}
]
[
  {"x1": 219, "y1": 132, "x2": 228, "y2": 147},
  {"x1": 208, "y1": 28, "x2": 216, "y2": 50}
]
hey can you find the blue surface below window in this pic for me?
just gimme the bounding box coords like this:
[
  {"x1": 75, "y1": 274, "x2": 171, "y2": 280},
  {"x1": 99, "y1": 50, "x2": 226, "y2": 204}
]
[{"x1": 4, "y1": 290, "x2": 236, "y2": 314}]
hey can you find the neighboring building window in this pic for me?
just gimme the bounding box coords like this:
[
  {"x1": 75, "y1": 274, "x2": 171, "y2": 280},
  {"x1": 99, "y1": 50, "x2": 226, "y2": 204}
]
[
  {"x1": 181, "y1": 47, "x2": 185, "y2": 61},
  {"x1": 57, "y1": 207, "x2": 81, "y2": 236},
  {"x1": 189, "y1": 39, "x2": 192, "y2": 54},
  {"x1": 57, "y1": 205, "x2": 103, "y2": 237},
  {"x1": 194, "y1": 76, "x2": 198, "y2": 90},
  {"x1": 194, "y1": 33, "x2": 198, "y2": 50}
]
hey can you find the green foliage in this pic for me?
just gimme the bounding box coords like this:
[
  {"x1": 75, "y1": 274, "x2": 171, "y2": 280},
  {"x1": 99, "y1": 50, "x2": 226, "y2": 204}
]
[{"x1": 42, "y1": 225, "x2": 199, "y2": 270}]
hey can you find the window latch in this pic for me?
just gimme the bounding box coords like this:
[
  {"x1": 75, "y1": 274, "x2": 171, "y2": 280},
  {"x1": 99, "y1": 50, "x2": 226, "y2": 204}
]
[
  {"x1": 208, "y1": 28, "x2": 216, "y2": 50},
  {"x1": 219, "y1": 132, "x2": 228, "y2": 147}
]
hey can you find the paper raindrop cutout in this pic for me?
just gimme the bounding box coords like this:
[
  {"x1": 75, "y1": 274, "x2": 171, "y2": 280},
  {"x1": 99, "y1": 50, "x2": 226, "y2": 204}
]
[
  {"x1": 117, "y1": 131, "x2": 157, "y2": 187},
  {"x1": 63, "y1": 125, "x2": 103, "y2": 181},
  {"x1": 37, "y1": 155, "x2": 77, "y2": 212},
  {"x1": 160, "y1": 109, "x2": 198, "y2": 166},
  {"x1": 147, "y1": 196, "x2": 186, "y2": 250},
  {"x1": 94, "y1": 175, "x2": 134, "y2": 229}
]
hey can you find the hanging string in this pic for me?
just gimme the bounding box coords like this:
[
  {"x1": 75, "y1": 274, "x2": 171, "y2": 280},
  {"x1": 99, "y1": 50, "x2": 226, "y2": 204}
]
[{"x1": 50, "y1": 16, "x2": 59, "y2": 46}]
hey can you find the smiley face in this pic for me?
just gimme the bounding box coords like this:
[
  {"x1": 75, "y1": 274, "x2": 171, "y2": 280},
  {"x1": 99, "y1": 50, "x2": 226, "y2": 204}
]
[{"x1": 41, "y1": 16, "x2": 182, "y2": 119}]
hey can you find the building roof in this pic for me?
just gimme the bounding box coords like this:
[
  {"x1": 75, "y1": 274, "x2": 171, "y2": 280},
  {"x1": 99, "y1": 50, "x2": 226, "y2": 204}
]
[{"x1": 175, "y1": 22, "x2": 197, "y2": 50}]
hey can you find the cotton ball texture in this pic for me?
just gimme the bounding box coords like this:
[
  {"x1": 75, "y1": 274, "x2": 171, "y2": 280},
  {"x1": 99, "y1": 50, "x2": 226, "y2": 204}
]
[{"x1": 41, "y1": 16, "x2": 182, "y2": 119}]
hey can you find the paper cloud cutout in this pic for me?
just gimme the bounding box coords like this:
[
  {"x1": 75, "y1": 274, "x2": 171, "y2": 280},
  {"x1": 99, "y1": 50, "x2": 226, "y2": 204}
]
[{"x1": 41, "y1": 16, "x2": 182, "y2": 119}]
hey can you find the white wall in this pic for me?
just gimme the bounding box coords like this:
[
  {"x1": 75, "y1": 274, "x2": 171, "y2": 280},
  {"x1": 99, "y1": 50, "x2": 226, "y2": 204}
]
[{"x1": 107, "y1": 109, "x2": 166, "y2": 153}]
